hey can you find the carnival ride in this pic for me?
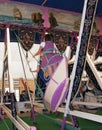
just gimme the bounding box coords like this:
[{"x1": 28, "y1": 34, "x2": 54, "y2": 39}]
[{"x1": 0, "y1": 0, "x2": 102, "y2": 130}]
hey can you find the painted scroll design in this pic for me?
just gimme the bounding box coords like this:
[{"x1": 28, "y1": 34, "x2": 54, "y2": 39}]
[{"x1": 71, "y1": 0, "x2": 98, "y2": 100}]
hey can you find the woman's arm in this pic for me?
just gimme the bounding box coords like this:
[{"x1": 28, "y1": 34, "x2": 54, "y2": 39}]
[
  {"x1": 33, "y1": 42, "x2": 45, "y2": 57},
  {"x1": 33, "y1": 46, "x2": 43, "y2": 57},
  {"x1": 30, "y1": 65, "x2": 40, "y2": 72}
]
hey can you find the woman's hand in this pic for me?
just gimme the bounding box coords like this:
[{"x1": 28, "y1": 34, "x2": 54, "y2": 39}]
[{"x1": 30, "y1": 68, "x2": 32, "y2": 72}]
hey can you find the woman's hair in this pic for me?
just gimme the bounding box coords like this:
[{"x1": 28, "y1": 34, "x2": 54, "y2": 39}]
[{"x1": 45, "y1": 34, "x2": 54, "y2": 42}]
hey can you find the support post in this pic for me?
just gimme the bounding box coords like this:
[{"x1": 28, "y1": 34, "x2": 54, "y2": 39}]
[
  {"x1": 11, "y1": 93, "x2": 18, "y2": 130},
  {"x1": 6, "y1": 25, "x2": 18, "y2": 130},
  {"x1": 62, "y1": 0, "x2": 98, "y2": 129},
  {"x1": 30, "y1": 105, "x2": 36, "y2": 123}
]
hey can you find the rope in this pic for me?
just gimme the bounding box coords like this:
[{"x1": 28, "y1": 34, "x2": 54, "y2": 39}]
[
  {"x1": 36, "y1": 112, "x2": 77, "y2": 130},
  {"x1": 36, "y1": 111, "x2": 102, "y2": 129},
  {"x1": 23, "y1": 51, "x2": 44, "y2": 98},
  {"x1": 14, "y1": 32, "x2": 44, "y2": 98},
  {"x1": 14, "y1": 32, "x2": 33, "y2": 106},
  {"x1": 19, "y1": 43, "x2": 44, "y2": 97}
]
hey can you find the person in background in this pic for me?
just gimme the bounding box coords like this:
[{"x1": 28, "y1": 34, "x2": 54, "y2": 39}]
[{"x1": 81, "y1": 80, "x2": 95, "y2": 99}]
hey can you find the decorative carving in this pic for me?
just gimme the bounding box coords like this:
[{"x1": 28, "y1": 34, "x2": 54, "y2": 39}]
[
  {"x1": 19, "y1": 28, "x2": 35, "y2": 51},
  {"x1": 13, "y1": 7, "x2": 22, "y2": 20},
  {"x1": 54, "y1": 32, "x2": 68, "y2": 53},
  {"x1": 31, "y1": 12, "x2": 44, "y2": 26},
  {"x1": 74, "y1": 19, "x2": 81, "y2": 30},
  {"x1": 49, "y1": 12, "x2": 58, "y2": 28}
]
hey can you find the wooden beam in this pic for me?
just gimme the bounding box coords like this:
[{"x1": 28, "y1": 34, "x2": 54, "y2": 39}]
[
  {"x1": 0, "y1": 105, "x2": 25, "y2": 130},
  {"x1": 72, "y1": 101, "x2": 102, "y2": 107},
  {"x1": 0, "y1": 105, "x2": 36, "y2": 130},
  {"x1": 58, "y1": 107, "x2": 102, "y2": 123}
]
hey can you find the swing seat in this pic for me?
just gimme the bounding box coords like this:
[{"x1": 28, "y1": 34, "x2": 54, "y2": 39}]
[
  {"x1": 44, "y1": 78, "x2": 68, "y2": 112},
  {"x1": 44, "y1": 57, "x2": 69, "y2": 112}
]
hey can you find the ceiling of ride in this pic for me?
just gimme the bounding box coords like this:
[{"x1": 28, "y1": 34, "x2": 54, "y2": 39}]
[{"x1": 12, "y1": 0, "x2": 102, "y2": 17}]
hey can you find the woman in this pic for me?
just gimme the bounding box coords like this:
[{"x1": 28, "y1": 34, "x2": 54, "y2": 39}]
[{"x1": 33, "y1": 34, "x2": 63, "y2": 77}]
